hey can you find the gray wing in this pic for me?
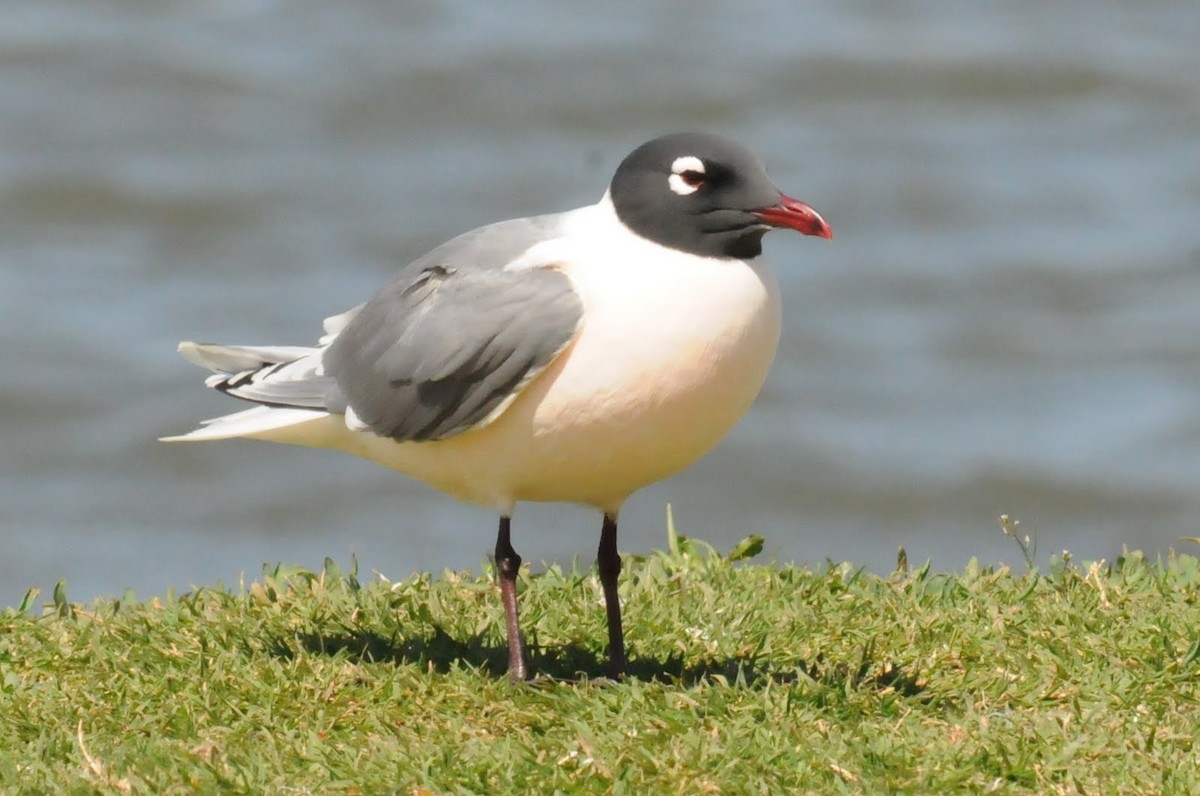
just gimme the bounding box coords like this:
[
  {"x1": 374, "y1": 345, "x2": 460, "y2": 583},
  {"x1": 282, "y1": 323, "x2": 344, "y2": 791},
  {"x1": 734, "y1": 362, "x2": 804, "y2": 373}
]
[{"x1": 323, "y1": 215, "x2": 584, "y2": 442}]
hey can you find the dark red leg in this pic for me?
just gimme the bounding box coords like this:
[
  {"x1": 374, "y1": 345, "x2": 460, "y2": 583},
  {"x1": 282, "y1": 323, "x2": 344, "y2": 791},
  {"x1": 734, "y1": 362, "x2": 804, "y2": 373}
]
[{"x1": 495, "y1": 515, "x2": 529, "y2": 681}]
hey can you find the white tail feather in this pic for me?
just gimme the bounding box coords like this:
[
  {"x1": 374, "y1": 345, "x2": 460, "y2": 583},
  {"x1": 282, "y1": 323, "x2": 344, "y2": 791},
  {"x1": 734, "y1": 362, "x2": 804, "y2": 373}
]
[
  {"x1": 160, "y1": 406, "x2": 329, "y2": 442},
  {"x1": 167, "y1": 307, "x2": 359, "y2": 445}
]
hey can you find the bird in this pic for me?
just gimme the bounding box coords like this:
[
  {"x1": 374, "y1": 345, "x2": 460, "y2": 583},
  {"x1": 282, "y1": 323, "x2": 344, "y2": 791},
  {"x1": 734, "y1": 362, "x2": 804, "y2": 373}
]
[{"x1": 163, "y1": 132, "x2": 832, "y2": 681}]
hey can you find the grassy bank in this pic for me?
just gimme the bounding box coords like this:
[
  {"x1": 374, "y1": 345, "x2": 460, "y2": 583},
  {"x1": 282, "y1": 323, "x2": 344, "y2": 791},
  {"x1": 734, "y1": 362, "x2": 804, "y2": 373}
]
[{"x1": 2, "y1": 528, "x2": 1199, "y2": 794}]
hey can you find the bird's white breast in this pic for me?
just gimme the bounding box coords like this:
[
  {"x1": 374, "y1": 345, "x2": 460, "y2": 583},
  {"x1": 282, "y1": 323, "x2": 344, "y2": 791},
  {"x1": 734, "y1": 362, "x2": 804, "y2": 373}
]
[{"x1": 350, "y1": 195, "x2": 782, "y2": 513}]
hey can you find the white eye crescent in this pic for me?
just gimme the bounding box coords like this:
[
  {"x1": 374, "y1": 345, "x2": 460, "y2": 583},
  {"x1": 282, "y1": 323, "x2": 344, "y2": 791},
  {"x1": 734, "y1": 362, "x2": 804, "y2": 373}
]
[{"x1": 668, "y1": 155, "x2": 706, "y2": 196}]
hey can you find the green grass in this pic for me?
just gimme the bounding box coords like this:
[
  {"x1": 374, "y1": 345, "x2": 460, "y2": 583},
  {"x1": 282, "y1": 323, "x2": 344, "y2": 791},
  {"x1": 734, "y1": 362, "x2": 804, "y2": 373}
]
[{"x1": 3, "y1": 526, "x2": 1200, "y2": 794}]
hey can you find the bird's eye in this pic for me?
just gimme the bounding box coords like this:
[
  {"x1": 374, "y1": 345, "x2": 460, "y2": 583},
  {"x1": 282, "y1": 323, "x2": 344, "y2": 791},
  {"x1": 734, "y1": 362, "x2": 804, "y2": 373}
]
[{"x1": 668, "y1": 155, "x2": 708, "y2": 196}]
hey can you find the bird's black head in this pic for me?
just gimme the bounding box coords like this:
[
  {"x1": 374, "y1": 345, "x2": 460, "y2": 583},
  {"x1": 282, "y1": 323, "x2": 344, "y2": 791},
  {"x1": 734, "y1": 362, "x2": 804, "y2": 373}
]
[{"x1": 608, "y1": 132, "x2": 832, "y2": 260}]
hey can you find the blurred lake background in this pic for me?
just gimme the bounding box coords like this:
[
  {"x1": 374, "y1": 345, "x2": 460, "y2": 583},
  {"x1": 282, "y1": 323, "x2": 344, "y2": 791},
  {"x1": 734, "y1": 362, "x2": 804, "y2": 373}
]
[{"x1": 3, "y1": 1, "x2": 1199, "y2": 603}]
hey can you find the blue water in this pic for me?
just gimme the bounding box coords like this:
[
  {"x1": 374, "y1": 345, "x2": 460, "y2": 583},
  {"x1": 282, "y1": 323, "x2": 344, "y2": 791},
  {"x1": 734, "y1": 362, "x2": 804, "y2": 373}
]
[{"x1": 3, "y1": 1, "x2": 1199, "y2": 603}]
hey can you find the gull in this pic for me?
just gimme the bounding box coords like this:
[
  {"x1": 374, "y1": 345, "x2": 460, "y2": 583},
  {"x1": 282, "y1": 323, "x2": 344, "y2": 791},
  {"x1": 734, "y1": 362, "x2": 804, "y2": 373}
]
[{"x1": 164, "y1": 132, "x2": 832, "y2": 680}]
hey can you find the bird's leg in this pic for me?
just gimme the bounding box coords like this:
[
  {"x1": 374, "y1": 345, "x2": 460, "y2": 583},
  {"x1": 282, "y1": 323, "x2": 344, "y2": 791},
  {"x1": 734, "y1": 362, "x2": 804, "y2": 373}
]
[
  {"x1": 597, "y1": 513, "x2": 628, "y2": 678},
  {"x1": 494, "y1": 515, "x2": 530, "y2": 681}
]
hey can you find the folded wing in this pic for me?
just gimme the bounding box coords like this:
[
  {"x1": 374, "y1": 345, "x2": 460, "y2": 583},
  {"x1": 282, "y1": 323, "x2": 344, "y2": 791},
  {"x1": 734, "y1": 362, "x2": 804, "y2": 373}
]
[{"x1": 325, "y1": 263, "x2": 582, "y2": 441}]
